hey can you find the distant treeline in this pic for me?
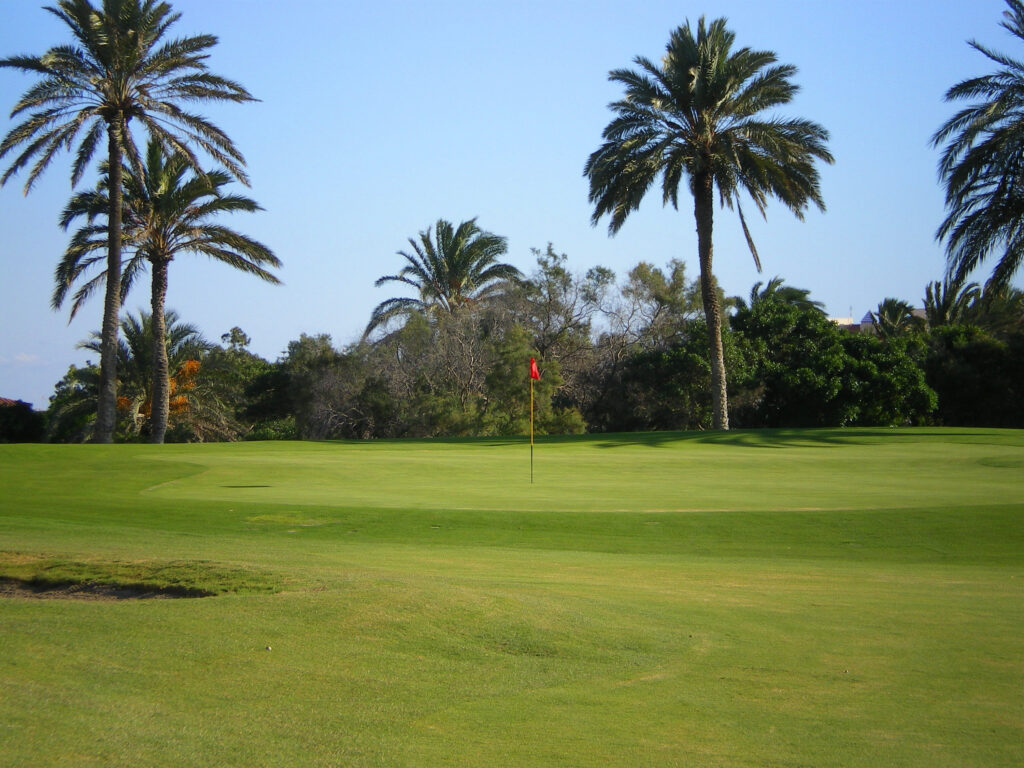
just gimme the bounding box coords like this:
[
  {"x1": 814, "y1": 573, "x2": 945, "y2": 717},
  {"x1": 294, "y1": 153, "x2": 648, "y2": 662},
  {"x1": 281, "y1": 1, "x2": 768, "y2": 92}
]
[{"x1": 9, "y1": 248, "x2": 1021, "y2": 444}]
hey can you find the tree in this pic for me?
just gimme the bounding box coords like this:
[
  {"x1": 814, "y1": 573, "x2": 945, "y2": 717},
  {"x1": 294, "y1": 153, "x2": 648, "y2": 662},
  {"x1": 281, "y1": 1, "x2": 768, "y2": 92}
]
[
  {"x1": 869, "y1": 298, "x2": 925, "y2": 340},
  {"x1": 187, "y1": 327, "x2": 278, "y2": 440},
  {"x1": 46, "y1": 362, "x2": 101, "y2": 442},
  {"x1": 601, "y1": 260, "x2": 704, "y2": 352},
  {"x1": 481, "y1": 326, "x2": 582, "y2": 436},
  {"x1": 600, "y1": 320, "x2": 750, "y2": 432},
  {"x1": 50, "y1": 309, "x2": 215, "y2": 441},
  {"x1": 934, "y1": 0, "x2": 1024, "y2": 290},
  {"x1": 511, "y1": 246, "x2": 613, "y2": 410},
  {"x1": 365, "y1": 218, "x2": 521, "y2": 338},
  {"x1": 0, "y1": 400, "x2": 45, "y2": 443},
  {"x1": 967, "y1": 285, "x2": 1024, "y2": 338},
  {"x1": 514, "y1": 245, "x2": 607, "y2": 358},
  {"x1": 735, "y1": 276, "x2": 825, "y2": 314},
  {"x1": 923, "y1": 276, "x2": 980, "y2": 328},
  {"x1": 56, "y1": 140, "x2": 279, "y2": 442},
  {"x1": 0, "y1": 0, "x2": 256, "y2": 442},
  {"x1": 585, "y1": 17, "x2": 832, "y2": 429},
  {"x1": 925, "y1": 324, "x2": 1024, "y2": 427},
  {"x1": 731, "y1": 298, "x2": 934, "y2": 427},
  {"x1": 79, "y1": 309, "x2": 212, "y2": 439},
  {"x1": 267, "y1": 333, "x2": 343, "y2": 439},
  {"x1": 732, "y1": 298, "x2": 852, "y2": 426}
]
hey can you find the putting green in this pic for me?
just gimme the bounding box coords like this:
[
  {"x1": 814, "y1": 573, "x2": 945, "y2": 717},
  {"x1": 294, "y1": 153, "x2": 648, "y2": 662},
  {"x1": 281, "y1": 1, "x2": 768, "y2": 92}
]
[{"x1": 127, "y1": 427, "x2": 1024, "y2": 513}]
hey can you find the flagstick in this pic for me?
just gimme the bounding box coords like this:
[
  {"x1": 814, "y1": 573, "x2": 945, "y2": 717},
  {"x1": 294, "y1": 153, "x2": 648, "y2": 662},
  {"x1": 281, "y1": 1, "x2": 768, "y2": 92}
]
[{"x1": 530, "y1": 376, "x2": 534, "y2": 484}]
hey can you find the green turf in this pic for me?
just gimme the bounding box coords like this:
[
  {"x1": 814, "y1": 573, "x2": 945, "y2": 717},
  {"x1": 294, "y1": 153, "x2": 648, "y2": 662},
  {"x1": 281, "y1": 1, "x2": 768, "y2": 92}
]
[{"x1": 1, "y1": 428, "x2": 1022, "y2": 767}]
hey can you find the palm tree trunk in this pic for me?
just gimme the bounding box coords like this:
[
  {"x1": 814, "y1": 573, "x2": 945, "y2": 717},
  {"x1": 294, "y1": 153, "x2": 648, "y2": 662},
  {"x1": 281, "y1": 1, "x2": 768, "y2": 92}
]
[
  {"x1": 150, "y1": 259, "x2": 170, "y2": 444},
  {"x1": 694, "y1": 171, "x2": 730, "y2": 430},
  {"x1": 93, "y1": 120, "x2": 124, "y2": 443}
]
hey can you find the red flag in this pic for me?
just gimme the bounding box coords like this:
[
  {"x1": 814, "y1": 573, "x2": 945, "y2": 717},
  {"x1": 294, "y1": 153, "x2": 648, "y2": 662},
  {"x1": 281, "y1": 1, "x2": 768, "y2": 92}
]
[{"x1": 529, "y1": 357, "x2": 540, "y2": 380}]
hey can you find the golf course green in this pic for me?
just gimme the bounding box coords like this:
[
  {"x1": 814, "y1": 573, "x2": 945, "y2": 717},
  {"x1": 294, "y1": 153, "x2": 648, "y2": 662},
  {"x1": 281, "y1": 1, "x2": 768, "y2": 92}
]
[{"x1": 1, "y1": 428, "x2": 1022, "y2": 766}]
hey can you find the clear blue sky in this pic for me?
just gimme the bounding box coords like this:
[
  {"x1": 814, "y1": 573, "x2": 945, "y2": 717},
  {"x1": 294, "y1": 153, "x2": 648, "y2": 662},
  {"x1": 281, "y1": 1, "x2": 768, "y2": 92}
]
[{"x1": 0, "y1": 0, "x2": 1015, "y2": 409}]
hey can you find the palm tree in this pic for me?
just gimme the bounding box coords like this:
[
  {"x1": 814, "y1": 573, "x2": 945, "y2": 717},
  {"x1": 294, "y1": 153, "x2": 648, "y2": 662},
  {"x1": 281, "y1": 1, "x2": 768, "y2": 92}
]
[
  {"x1": 870, "y1": 298, "x2": 925, "y2": 339},
  {"x1": 967, "y1": 284, "x2": 1024, "y2": 337},
  {"x1": 0, "y1": 0, "x2": 255, "y2": 442},
  {"x1": 52, "y1": 309, "x2": 211, "y2": 440},
  {"x1": 736, "y1": 276, "x2": 825, "y2": 314},
  {"x1": 923, "y1": 276, "x2": 980, "y2": 328},
  {"x1": 585, "y1": 17, "x2": 832, "y2": 429},
  {"x1": 933, "y1": 0, "x2": 1024, "y2": 291},
  {"x1": 365, "y1": 218, "x2": 522, "y2": 338},
  {"x1": 79, "y1": 309, "x2": 211, "y2": 438},
  {"x1": 56, "y1": 140, "x2": 279, "y2": 443}
]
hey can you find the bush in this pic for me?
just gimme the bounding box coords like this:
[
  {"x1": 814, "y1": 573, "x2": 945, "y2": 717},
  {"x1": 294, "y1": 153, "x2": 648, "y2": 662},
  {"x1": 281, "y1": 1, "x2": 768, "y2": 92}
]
[{"x1": 0, "y1": 400, "x2": 45, "y2": 442}]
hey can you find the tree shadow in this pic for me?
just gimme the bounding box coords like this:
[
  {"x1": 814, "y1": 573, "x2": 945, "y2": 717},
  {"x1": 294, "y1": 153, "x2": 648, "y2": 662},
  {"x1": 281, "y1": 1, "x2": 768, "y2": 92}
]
[
  {"x1": 584, "y1": 427, "x2": 990, "y2": 449},
  {"x1": 317, "y1": 427, "x2": 1010, "y2": 450}
]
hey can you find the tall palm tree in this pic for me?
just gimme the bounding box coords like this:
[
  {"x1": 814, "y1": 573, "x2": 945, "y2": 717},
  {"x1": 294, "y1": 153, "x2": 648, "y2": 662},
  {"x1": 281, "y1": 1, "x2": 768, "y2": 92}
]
[
  {"x1": 585, "y1": 17, "x2": 832, "y2": 429},
  {"x1": 933, "y1": 0, "x2": 1024, "y2": 291},
  {"x1": 365, "y1": 218, "x2": 521, "y2": 338},
  {"x1": 56, "y1": 140, "x2": 280, "y2": 443},
  {"x1": 923, "y1": 276, "x2": 980, "y2": 328},
  {"x1": 0, "y1": 0, "x2": 255, "y2": 442}
]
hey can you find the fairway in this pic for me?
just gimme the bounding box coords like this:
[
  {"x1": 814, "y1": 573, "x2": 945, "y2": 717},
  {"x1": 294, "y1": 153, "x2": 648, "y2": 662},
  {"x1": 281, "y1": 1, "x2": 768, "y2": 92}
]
[{"x1": 2, "y1": 429, "x2": 1022, "y2": 767}]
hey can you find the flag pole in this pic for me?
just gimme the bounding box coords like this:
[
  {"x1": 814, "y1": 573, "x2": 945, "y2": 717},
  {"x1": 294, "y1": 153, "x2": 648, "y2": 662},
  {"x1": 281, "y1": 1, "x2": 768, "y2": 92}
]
[{"x1": 529, "y1": 357, "x2": 539, "y2": 484}]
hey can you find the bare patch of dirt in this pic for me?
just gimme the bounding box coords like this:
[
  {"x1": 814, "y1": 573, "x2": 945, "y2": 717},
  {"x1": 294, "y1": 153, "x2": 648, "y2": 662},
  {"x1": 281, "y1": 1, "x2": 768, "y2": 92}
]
[{"x1": 0, "y1": 578, "x2": 187, "y2": 601}]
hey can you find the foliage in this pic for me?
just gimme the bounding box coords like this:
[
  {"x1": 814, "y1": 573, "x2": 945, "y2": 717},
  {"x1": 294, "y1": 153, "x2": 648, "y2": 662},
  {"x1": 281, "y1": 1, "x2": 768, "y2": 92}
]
[
  {"x1": 839, "y1": 334, "x2": 936, "y2": 427},
  {"x1": 934, "y1": 0, "x2": 1024, "y2": 290},
  {"x1": 923, "y1": 276, "x2": 980, "y2": 328},
  {"x1": 506, "y1": 247, "x2": 613, "y2": 417},
  {"x1": 78, "y1": 309, "x2": 213, "y2": 440},
  {"x1": 365, "y1": 218, "x2": 521, "y2": 338},
  {"x1": 33, "y1": 244, "x2": 1024, "y2": 440},
  {"x1": 0, "y1": 0, "x2": 256, "y2": 442},
  {"x1": 732, "y1": 299, "x2": 853, "y2": 426},
  {"x1": 966, "y1": 285, "x2": 1024, "y2": 338},
  {"x1": 200, "y1": 329, "x2": 274, "y2": 436},
  {"x1": 599, "y1": 260, "x2": 705, "y2": 352},
  {"x1": 44, "y1": 311, "x2": 267, "y2": 442},
  {"x1": 591, "y1": 321, "x2": 753, "y2": 432},
  {"x1": 732, "y1": 298, "x2": 935, "y2": 426},
  {"x1": 480, "y1": 325, "x2": 582, "y2": 436},
  {"x1": 269, "y1": 333, "x2": 344, "y2": 439},
  {"x1": 585, "y1": 16, "x2": 833, "y2": 428},
  {"x1": 735, "y1": 276, "x2": 825, "y2": 314},
  {"x1": 869, "y1": 298, "x2": 926, "y2": 339},
  {"x1": 56, "y1": 139, "x2": 279, "y2": 442},
  {"x1": 45, "y1": 363, "x2": 100, "y2": 442},
  {"x1": 925, "y1": 324, "x2": 1024, "y2": 427},
  {"x1": 0, "y1": 400, "x2": 45, "y2": 443}
]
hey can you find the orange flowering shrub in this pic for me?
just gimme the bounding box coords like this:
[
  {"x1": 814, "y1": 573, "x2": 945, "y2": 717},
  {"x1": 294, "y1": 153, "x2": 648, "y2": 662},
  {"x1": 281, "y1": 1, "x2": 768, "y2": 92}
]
[
  {"x1": 166, "y1": 359, "x2": 201, "y2": 411},
  {"x1": 178, "y1": 359, "x2": 201, "y2": 378}
]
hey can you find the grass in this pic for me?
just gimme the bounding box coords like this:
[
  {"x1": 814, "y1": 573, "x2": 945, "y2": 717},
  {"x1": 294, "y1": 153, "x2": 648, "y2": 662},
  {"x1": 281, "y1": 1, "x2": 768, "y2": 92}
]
[{"x1": 1, "y1": 428, "x2": 1022, "y2": 767}]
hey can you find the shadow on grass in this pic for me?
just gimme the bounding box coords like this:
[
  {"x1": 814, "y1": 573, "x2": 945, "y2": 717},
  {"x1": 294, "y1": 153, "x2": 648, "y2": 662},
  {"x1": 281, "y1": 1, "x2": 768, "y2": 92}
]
[
  {"x1": 315, "y1": 427, "x2": 1014, "y2": 450},
  {"x1": 585, "y1": 427, "x2": 1007, "y2": 449}
]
